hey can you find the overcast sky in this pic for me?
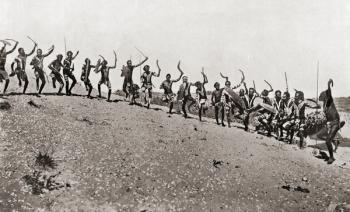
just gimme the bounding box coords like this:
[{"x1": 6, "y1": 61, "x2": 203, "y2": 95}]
[{"x1": 1, "y1": 0, "x2": 349, "y2": 97}]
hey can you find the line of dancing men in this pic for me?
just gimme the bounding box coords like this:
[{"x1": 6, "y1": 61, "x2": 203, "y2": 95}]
[{"x1": 0, "y1": 38, "x2": 345, "y2": 164}]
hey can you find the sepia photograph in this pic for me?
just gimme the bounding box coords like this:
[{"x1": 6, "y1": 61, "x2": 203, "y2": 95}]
[{"x1": 0, "y1": 0, "x2": 349, "y2": 211}]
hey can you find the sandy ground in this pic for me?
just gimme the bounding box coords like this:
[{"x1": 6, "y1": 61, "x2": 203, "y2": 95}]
[{"x1": 0, "y1": 76, "x2": 350, "y2": 212}]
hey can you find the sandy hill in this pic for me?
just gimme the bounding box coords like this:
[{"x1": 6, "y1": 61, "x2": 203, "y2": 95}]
[{"x1": 0, "y1": 72, "x2": 350, "y2": 211}]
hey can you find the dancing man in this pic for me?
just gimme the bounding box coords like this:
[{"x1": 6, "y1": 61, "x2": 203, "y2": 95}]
[
  {"x1": 0, "y1": 39, "x2": 18, "y2": 94},
  {"x1": 160, "y1": 61, "x2": 183, "y2": 114},
  {"x1": 63, "y1": 50, "x2": 79, "y2": 95},
  {"x1": 140, "y1": 60, "x2": 161, "y2": 108},
  {"x1": 96, "y1": 51, "x2": 117, "y2": 102},
  {"x1": 30, "y1": 45, "x2": 54, "y2": 95},
  {"x1": 48, "y1": 54, "x2": 65, "y2": 95},
  {"x1": 10, "y1": 38, "x2": 36, "y2": 93}
]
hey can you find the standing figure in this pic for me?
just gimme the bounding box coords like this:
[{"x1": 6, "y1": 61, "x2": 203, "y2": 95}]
[
  {"x1": 63, "y1": 50, "x2": 79, "y2": 95},
  {"x1": 140, "y1": 60, "x2": 161, "y2": 108},
  {"x1": 0, "y1": 39, "x2": 18, "y2": 94},
  {"x1": 121, "y1": 56, "x2": 148, "y2": 103},
  {"x1": 30, "y1": 45, "x2": 54, "y2": 95},
  {"x1": 211, "y1": 82, "x2": 225, "y2": 126},
  {"x1": 178, "y1": 74, "x2": 196, "y2": 118},
  {"x1": 95, "y1": 51, "x2": 117, "y2": 102},
  {"x1": 48, "y1": 54, "x2": 65, "y2": 95},
  {"x1": 10, "y1": 40, "x2": 36, "y2": 93},
  {"x1": 81, "y1": 58, "x2": 100, "y2": 98},
  {"x1": 194, "y1": 68, "x2": 208, "y2": 121},
  {"x1": 160, "y1": 61, "x2": 183, "y2": 114},
  {"x1": 319, "y1": 79, "x2": 345, "y2": 164}
]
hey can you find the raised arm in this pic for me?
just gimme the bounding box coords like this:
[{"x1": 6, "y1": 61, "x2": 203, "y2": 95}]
[
  {"x1": 243, "y1": 82, "x2": 248, "y2": 94},
  {"x1": 232, "y1": 69, "x2": 245, "y2": 89},
  {"x1": 327, "y1": 79, "x2": 333, "y2": 97},
  {"x1": 172, "y1": 61, "x2": 184, "y2": 82},
  {"x1": 6, "y1": 41, "x2": 18, "y2": 55},
  {"x1": 109, "y1": 51, "x2": 117, "y2": 69},
  {"x1": 43, "y1": 45, "x2": 54, "y2": 57},
  {"x1": 26, "y1": 43, "x2": 37, "y2": 57},
  {"x1": 155, "y1": 60, "x2": 161, "y2": 77},
  {"x1": 72, "y1": 51, "x2": 79, "y2": 60},
  {"x1": 264, "y1": 80, "x2": 273, "y2": 93},
  {"x1": 220, "y1": 72, "x2": 229, "y2": 82},
  {"x1": 134, "y1": 56, "x2": 148, "y2": 68},
  {"x1": 201, "y1": 68, "x2": 208, "y2": 84}
]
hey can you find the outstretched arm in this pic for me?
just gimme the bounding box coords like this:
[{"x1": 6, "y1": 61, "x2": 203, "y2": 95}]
[
  {"x1": 72, "y1": 51, "x2": 79, "y2": 60},
  {"x1": 172, "y1": 61, "x2": 184, "y2": 82},
  {"x1": 6, "y1": 41, "x2": 18, "y2": 55},
  {"x1": 109, "y1": 51, "x2": 117, "y2": 69},
  {"x1": 43, "y1": 45, "x2": 54, "y2": 57},
  {"x1": 134, "y1": 56, "x2": 148, "y2": 68},
  {"x1": 155, "y1": 60, "x2": 161, "y2": 77},
  {"x1": 26, "y1": 43, "x2": 37, "y2": 57},
  {"x1": 201, "y1": 68, "x2": 208, "y2": 84}
]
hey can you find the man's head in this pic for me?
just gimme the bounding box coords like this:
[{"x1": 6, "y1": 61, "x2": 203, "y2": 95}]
[
  {"x1": 225, "y1": 81, "x2": 231, "y2": 88},
  {"x1": 143, "y1": 65, "x2": 150, "y2": 73},
  {"x1": 166, "y1": 73, "x2": 171, "y2": 81},
  {"x1": 182, "y1": 76, "x2": 188, "y2": 83},
  {"x1": 295, "y1": 90, "x2": 304, "y2": 102},
  {"x1": 37, "y1": 49, "x2": 42, "y2": 56},
  {"x1": 18, "y1": 48, "x2": 25, "y2": 55},
  {"x1": 239, "y1": 89, "x2": 245, "y2": 96},
  {"x1": 194, "y1": 81, "x2": 202, "y2": 88},
  {"x1": 275, "y1": 90, "x2": 281, "y2": 99},
  {"x1": 261, "y1": 89, "x2": 269, "y2": 97},
  {"x1": 214, "y1": 82, "x2": 220, "y2": 90},
  {"x1": 67, "y1": 51, "x2": 73, "y2": 59},
  {"x1": 56, "y1": 54, "x2": 63, "y2": 61},
  {"x1": 248, "y1": 88, "x2": 255, "y2": 96},
  {"x1": 127, "y1": 60, "x2": 132, "y2": 67},
  {"x1": 85, "y1": 58, "x2": 90, "y2": 64},
  {"x1": 102, "y1": 60, "x2": 108, "y2": 66},
  {"x1": 282, "y1": 91, "x2": 290, "y2": 100}
]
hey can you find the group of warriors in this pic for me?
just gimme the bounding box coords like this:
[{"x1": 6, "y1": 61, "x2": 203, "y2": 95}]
[{"x1": 0, "y1": 38, "x2": 346, "y2": 164}]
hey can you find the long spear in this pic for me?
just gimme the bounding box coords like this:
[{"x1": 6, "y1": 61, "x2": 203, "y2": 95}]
[
  {"x1": 64, "y1": 37, "x2": 67, "y2": 55},
  {"x1": 284, "y1": 72, "x2": 289, "y2": 92},
  {"x1": 316, "y1": 61, "x2": 319, "y2": 104}
]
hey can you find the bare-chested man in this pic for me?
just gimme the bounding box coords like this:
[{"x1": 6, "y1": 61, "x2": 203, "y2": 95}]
[
  {"x1": 48, "y1": 54, "x2": 65, "y2": 95},
  {"x1": 10, "y1": 40, "x2": 36, "y2": 93},
  {"x1": 0, "y1": 39, "x2": 18, "y2": 94},
  {"x1": 30, "y1": 45, "x2": 54, "y2": 95},
  {"x1": 121, "y1": 56, "x2": 148, "y2": 103},
  {"x1": 319, "y1": 79, "x2": 345, "y2": 164},
  {"x1": 63, "y1": 50, "x2": 79, "y2": 95},
  {"x1": 194, "y1": 68, "x2": 208, "y2": 121},
  {"x1": 160, "y1": 61, "x2": 183, "y2": 114},
  {"x1": 95, "y1": 51, "x2": 117, "y2": 102},
  {"x1": 81, "y1": 58, "x2": 100, "y2": 98},
  {"x1": 140, "y1": 60, "x2": 161, "y2": 108},
  {"x1": 211, "y1": 82, "x2": 225, "y2": 126}
]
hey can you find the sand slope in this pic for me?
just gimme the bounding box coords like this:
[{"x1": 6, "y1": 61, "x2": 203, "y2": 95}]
[{"x1": 0, "y1": 74, "x2": 350, "y2": 211}]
